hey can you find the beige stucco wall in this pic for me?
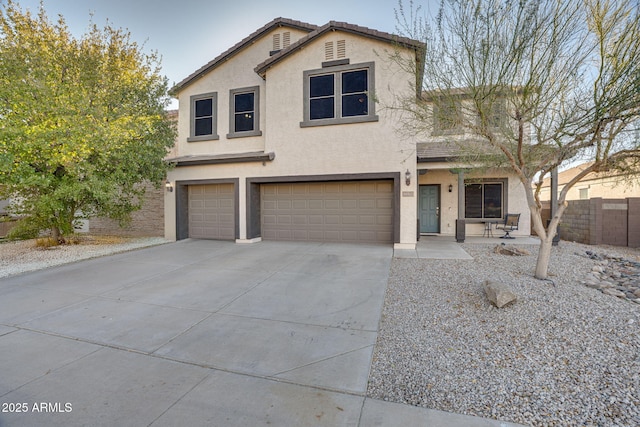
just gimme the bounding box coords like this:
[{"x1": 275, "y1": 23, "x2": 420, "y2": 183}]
[
  {"x1": 166, "y1": 28, "x2": 420, "y2": 245},
  {"x1": 173, "y1": 27, "x2": 310, "y2": 158}
]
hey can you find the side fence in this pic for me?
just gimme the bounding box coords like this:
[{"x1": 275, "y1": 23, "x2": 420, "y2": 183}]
[{"x1": 538, "y1": 197, "x2": 640, "y2": 248}]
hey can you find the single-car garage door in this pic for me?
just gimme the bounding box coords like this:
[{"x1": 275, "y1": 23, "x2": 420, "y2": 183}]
[
  {"x1": 261, "y1": 181, "x2": 393, "y2": 243},
  {"x1": 188, "y1": 184, "x2": 235, "y2": 240}
]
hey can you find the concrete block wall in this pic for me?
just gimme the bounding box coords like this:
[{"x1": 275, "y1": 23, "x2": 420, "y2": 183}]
[
  {"x1": 538, "y1": 197, "x2": 640, "y2": 248},
  {"x1": 88, "y1": 183, "x2": 164, "y2": 237},
  {"x1": 561, "y1": 200, "x2": 591, "y2": 244}
]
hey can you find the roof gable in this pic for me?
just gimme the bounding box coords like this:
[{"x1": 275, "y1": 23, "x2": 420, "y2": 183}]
[
  {"x1": 171, "y1": 17, "x2": 317, "y2": 94},
  {"x1": 254, "y1": 20, "x2": 424, "y2": 78}
]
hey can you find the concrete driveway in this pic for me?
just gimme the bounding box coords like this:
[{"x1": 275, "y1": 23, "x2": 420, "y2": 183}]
[{"x1": 0, "y1": 239, "x2": 521, "y2": 426}]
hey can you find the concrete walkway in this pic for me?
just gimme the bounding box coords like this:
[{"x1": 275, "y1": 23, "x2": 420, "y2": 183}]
[
  {"x1": 395, "y1": 235, "x2": 541, "y2": 260},
  {"x1": 0, "y1": 239, "x2": 523, "y2": 426}
]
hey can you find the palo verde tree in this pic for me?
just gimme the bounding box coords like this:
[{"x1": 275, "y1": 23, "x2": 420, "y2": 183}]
[
  {"x1": 393, "y1": 0, "x2": 640, "y2": 279},
  {"x1": 0, "y1": 1, "x2": 175, "y2": 242}
]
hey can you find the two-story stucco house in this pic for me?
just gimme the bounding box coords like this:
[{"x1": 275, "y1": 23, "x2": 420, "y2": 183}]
[{"x1": 165, "y1": 18, "x2": 530, "y2": 248}]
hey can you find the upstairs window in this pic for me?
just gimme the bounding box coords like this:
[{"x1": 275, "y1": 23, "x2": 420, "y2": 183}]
[
  {"x1": 302, "y1": 62, "x2": 378, "y2": 127},
  {"x1": 341, "y1": 69, "x2": 368, "y2": 117},
  {"x1": 480, "y1": 99, "x2": 507, "y2": 129},
  {"x1": 228, "y1": 86, "x2": 262, "y2": 138},
  {"x1": 195, "y1": 99, "x2": 212, "y2": 135},
  {"x1": 433, "y1": 99, "x2": 462, "y2": 135},
  {"x1": 188, "y1": 92, "x2": 218, "y2": 142},
  {"x1": 309, "y1": 74, "x2": 335, "y2": 120}
]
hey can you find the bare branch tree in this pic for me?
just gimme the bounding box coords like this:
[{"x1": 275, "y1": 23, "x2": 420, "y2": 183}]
[{"x1": 392, "y1": 0, "x2": 640, "y2": 279}]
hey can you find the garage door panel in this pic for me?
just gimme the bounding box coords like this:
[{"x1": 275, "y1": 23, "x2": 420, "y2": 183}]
[
  {"x1": 292, "y1": 215, "x2": 308, "y2": 225},
  {"x1": 292, "y1": 200, "x2": 308, "y2": 209},
  {"x1": 342, "y1": 215, "x2": 358, "y2": 224},
  {"x1": 341, "y1": 200, "x2": 357, "y2": 209},
  {"x1": 189, "y1": 184, "x2": 235, "y2": 240},
  {"x1": 378, "y1": 217, "x2": 393, "y2": 226},
  {"x1": 277, "y1": 215, "x2": 292, "y2": 225},
  {"x1": 263, "y1": 200, "x2": 277, "y2": 210},
  {"x1": 309, "y1": 200, "x2": 323, "y2": 209},
  {"x1": 309, "y1": 215, "x2": 323, "y2": 225},
  {"x1": 261, "y1": 180, "x2": 393, "y2": 244},
  {"x1": 277, "y1": 185, "x2": 292, "y2": 195},
  {"x1": 324, "y1": 199, "x2": 340, "y2": 209},
  {"x1": 376, "y1": 199, "x2": 392, "y2": 209},
  {"x1": 277, "y1": 200, "x2": 292, "y2": 209}
]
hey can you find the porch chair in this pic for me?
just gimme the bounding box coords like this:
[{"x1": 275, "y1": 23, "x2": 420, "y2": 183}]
[{"x1": 495, "y1": 213, "x2": 520, "y2": 239}]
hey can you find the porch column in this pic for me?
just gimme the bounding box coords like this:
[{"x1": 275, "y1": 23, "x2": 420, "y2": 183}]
[
  {"x1": 550, "y1": 167, "x2": 560, "y2": 246},
  {"x1": 457, "y1": 170, "x2": 465, "y2": 219},
  {"x1": 456, "y1": 170, "x2": 465, "y2": 242}
]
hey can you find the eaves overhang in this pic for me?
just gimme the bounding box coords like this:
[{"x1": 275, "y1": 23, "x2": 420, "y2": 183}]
[{"x1": 168, "y1": 151, "x2": 275, "y2": 167}]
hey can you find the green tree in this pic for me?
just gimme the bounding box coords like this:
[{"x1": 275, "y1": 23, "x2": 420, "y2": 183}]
[
  {"x1": 0, "y1": 1, "x2": 175, "y2": 242},
  {"x1": 393, "y1": 0, "x2": 640, "y2": 279}
]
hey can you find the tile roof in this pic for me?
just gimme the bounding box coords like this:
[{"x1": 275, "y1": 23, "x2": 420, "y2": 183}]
[
  {"x1": 171, "y1": 18, "x2": 318, "y2": 93},
  {"x1": 255, "y1": 20, "x2": 424, "y2": 78},
  {"x1": 417, "y1": 142, "x2": 461, "y2": 162}
]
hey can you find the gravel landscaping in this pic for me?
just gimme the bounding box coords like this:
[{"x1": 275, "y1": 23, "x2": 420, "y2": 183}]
[
  {"x1": 368, "y1": 241, "x2": 640, "y2": 427},
  {"x1": 0, "y1": 235, "x2": 169, "y2": 278}
]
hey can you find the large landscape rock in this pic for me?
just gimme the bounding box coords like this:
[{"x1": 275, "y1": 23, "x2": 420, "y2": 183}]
[
  {"x1": 494, "y1": 244, "x2": 530, "y2": 256},
  {"x1": 483, "y1": 280, "x2": 518, "y2": 308}
]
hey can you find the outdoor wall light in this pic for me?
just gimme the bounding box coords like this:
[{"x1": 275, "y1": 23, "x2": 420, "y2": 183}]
[
  {"x1": 448, "y1": 184, "x2": 453, "y2": 192},
  {"x1": 405, "y1": 169, "x2": 411, "y2": 186},
  {"x1": 165, "y1": 181, "x2": 173, "y2": 192}
]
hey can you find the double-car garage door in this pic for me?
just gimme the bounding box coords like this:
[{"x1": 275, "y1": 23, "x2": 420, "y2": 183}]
[
  {"x1": 261, "y1": 181, "x2": 393, "y2": 244},
  {"x1": 187, "y1": 180, "x2": 394, "y2": 243}
]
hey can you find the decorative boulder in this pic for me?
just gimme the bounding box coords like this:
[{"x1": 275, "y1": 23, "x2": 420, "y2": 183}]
[
  {"x1": 483, "y1": 280, "x2": 518, "y2": 308},
  {"x1": 494, "y1": 244, "x2": 530, "y2": 256}
]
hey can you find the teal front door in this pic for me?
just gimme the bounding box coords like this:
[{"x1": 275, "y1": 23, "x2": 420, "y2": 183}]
[{"x1": 419, "y1": 185, "x2": 440, "y2": 233}]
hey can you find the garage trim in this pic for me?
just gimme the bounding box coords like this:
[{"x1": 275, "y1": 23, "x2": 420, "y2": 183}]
[
  {"x1": 246, "y1": 172, "x2": 401, "y2": 243},
  {"x1": 175, "y1": 178, "x2": 239, "y2": 240}
]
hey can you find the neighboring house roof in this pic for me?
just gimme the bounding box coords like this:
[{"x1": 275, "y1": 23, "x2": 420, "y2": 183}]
[
  {"x1": 255, "y1": 20, "x2": 424, "y2": 78},
  {"x1": 538, "y1": 162, "x2": 596, "y2": 187},
  {"x1": 171, "y1": 17, "x2": 318, "y2": 93}
]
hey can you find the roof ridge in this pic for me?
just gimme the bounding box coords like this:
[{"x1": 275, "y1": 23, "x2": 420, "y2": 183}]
[{"x1": 255, "y1": 20, "x2": 424, "y2": 77}]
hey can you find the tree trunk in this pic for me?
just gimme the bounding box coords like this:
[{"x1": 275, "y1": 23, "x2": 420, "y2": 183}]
[
  {"x1": 51, "y1": 226, "x2": 61, "y2": 244},
  {"x1": 535, "y1": 236, "x2": 553, "y2": 279}
]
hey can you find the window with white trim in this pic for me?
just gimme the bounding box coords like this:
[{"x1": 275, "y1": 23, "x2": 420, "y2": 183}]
[{"x1": 301, "y1": 62, "x2": 378, "y2": 127}]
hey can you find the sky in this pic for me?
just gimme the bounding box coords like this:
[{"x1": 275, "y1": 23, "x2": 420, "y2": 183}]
[{"x1": 4, "y1": 0, "x2": 440, "y2": 107}]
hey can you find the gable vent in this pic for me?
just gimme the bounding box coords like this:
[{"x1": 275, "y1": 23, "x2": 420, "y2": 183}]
[
  {"x1": 283, "y1": 32, "x2": 291, "y2": 48},
  {"x1": 337, "y1": 40, "x2": 346, "y2": 58},
  {"x1": 325, "y1": 41, "x2": 334, "y2": 60},
  {"x1": 273, "y1": 33, "x2": 281, "y2": 51}
]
